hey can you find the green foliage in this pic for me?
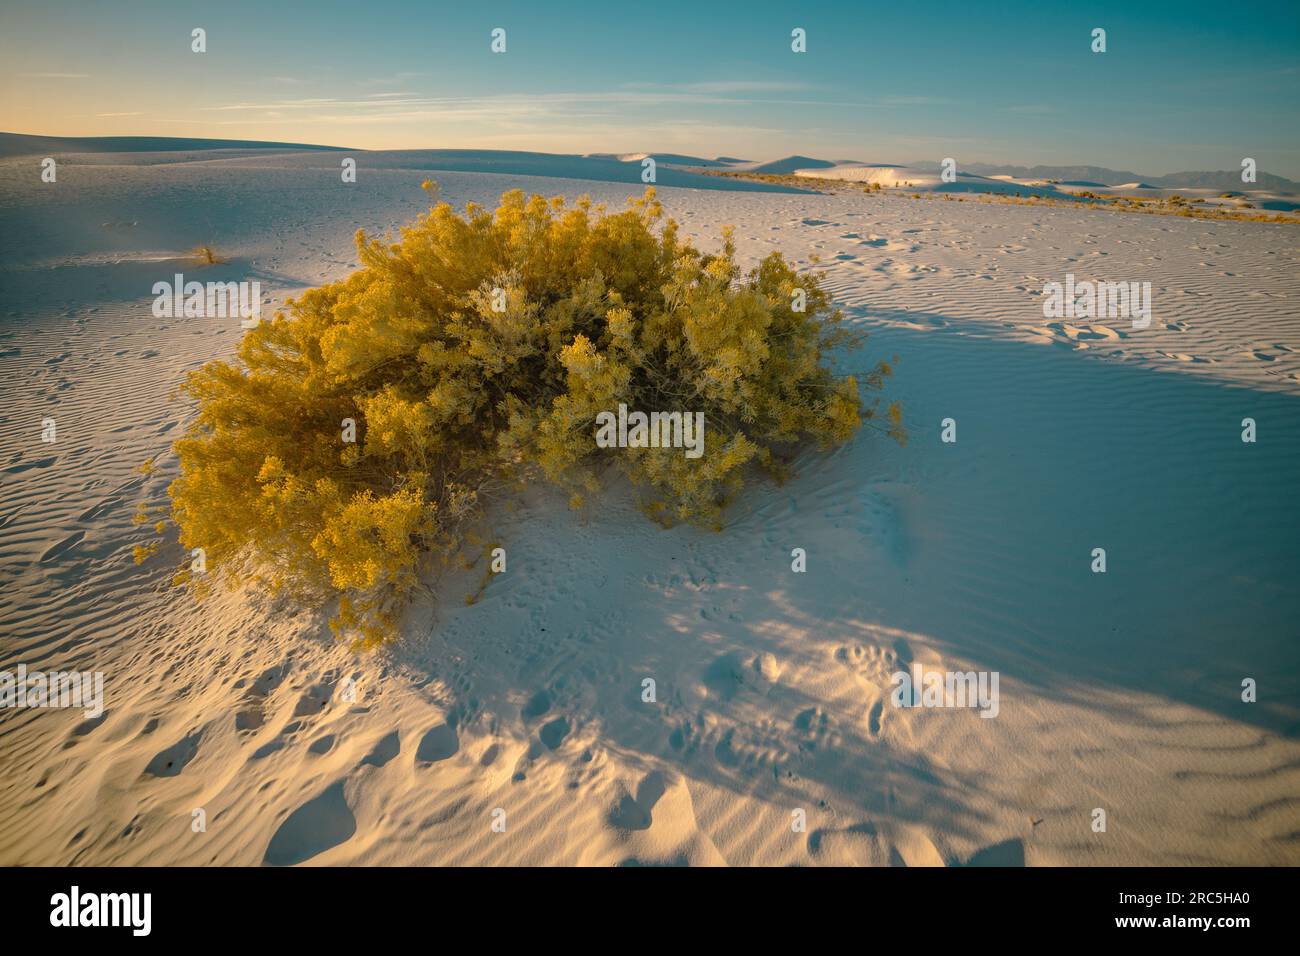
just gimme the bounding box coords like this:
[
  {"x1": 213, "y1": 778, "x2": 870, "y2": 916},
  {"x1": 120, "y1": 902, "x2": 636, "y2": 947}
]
[{"x1": 167, "y1": 185, "x2": 899, "y2": 646}]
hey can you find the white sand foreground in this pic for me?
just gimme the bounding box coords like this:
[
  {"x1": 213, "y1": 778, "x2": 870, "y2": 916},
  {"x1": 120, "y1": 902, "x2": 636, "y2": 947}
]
[{"x1": 1, "y1": 150, "x2": 1297, "y2": 865}]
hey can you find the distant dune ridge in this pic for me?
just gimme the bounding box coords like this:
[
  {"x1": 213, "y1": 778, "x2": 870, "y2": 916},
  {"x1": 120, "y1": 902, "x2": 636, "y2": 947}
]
[
  {"x1": 784, "y1": 161, "x2": 1299, "y2": 212},
  {"x1": 731, "y1": 155, "x2": 841, "y2": 174},
  {"x1": 0, "y1": 134, "x2": 805, "y2": 193},
  {"x1": 0, "y1": 131, "x2": 351, "y2": 159},
  {"x1": 947, "y1": 161, "x2": 1300, "y2": 194},
  {"x1": 5, "y1": 133, "x2": 1296, "y2": 203},
  {"x1": 323, "y1": 149, "x2": 803, "y2": 191},
  {"x1": 586, "y1": 152, "x2": 739, "y2": 167}
]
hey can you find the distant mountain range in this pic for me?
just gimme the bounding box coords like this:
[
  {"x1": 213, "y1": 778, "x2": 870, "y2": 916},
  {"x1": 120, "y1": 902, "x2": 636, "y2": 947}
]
[
  {"x1": 911, "y1": 161, "x2": 1299, "y2": 193},
  {"x1": 662, "y1": 152, "x2": 1299, "y2": 192}
]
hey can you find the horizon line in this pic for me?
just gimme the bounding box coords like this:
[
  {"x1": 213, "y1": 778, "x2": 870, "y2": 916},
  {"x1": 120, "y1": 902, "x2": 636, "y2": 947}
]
[{"x1": 2, "y1": 130, "x2": 1294, "y2": 183}]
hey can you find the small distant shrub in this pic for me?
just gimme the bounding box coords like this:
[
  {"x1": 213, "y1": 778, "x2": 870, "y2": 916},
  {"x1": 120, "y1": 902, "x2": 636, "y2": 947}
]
[{"x1": 166, "y1": 185, "x2": 900, "y2": 645}]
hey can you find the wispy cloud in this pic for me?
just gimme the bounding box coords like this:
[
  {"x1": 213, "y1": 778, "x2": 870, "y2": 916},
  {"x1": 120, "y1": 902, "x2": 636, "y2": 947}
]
[
  {"x1": 624, "y1": 80, "x2": 813, "y2": 95},
  {"x1": 877, "y1": 95, "x2": 951, "y2": 107},
  {"x1": 198, "y1": 88, "x2": 928, "y2": 121},
  {"x1": 359, "y1": 71, "x2": 430, "y2": 88},
  {"x1": 200, "y1": 91, "x2": 756, "y2": 115}
]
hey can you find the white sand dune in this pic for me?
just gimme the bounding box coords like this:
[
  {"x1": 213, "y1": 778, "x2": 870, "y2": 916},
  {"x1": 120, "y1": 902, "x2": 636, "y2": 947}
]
[
  {"x1": 1, "y1": 136, "x2": 805, "y2": 194},
  {"x1": 1050, "y1": 180, "x2": 1300, "y2": 212},
  {"x1": 210, "y1": 148, "x2": 805, "y2": 193},
  {"x1": 1, "y1": 150, "x2": 1297, "y2": 866},
  {"x1": 588, "y1": 152, "x2": 737, "y2": 168},
  {"x1": 733, "y1": 155, "x2": 842, "y2": 175},
  {"x1": 0, "y1": 131, "x2": 350, "y2": 160},
  {"x1": 794, "y1": 161, "x2": 1300, "y2": 211},
  {"x1": 800, "y1": 164, "x2": 1101, "y2": 199}
]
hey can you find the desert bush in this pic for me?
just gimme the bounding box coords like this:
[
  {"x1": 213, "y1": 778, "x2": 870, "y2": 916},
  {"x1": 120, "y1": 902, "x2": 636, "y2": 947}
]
[
  {"x1": 166, "y1": 185, "x2": 899, "y2": 646},
  {"x1": 193, "y1": 244, "x2": 222, "y2": 265}
]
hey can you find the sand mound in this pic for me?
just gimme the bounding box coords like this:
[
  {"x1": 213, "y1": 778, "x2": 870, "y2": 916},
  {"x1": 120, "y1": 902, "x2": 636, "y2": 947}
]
[{"x1": 738, "y1": 155, "x2": 839, "y2": 174}]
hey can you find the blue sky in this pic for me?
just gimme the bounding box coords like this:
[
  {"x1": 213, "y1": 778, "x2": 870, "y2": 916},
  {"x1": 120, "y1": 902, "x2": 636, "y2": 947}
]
[{"x1": 2, "y1": 0, "x2": 1298, "y2": 176}]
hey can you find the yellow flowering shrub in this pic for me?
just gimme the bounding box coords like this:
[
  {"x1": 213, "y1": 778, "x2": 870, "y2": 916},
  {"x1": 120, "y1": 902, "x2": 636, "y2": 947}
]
[{"x1": 167, "y1": 185, "x2": 900, "y2": 646}]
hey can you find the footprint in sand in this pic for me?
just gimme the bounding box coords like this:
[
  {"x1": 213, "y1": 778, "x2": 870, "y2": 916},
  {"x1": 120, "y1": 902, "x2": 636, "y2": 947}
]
[
  {"x1": 702, "y1": 651, "x2": 749, "y2": 701},
  {"x1": 234, "y1": 663, "x2": 289, "y2": 732},
  {"x1": 234, "y1": 708, "x2": 264, "y2": 732},
  {"x1": 72, "y1": 713, "x2": 108, "y2": 738},
  {"x1": 39, "y1": 531, "x2": 84, "y2": 564},
  {"x1": 521, "y1": 689, "x2": 551, "y2": 720},
  {"x1": 608, "y1": 771, "x2": 667, "y2": 831},
  {"x1": 1077, "y1": 325, "x2": 1123, "y2": 341},
  {"x1": 360, "y1": 731, "x2": 400, "y2": 768},
  {"x1": 807, "y1": 820, "x2": 946, "y2": 866},
  {"x1": 5, "y1": 456, "x2": 56, "y2": 475},
  {"x1": 142, "y1": 731, "x2": 202, "y2": 778},
  {"x1": 793, "y1": 706, "x2": 841, "y2": 753},
  {"x1": 415, "y1": 722, "x2": 459, "y2": 763},
  {"x1": 539, "y1": 717, "x2": 570, "y2": 750},
  {"x1": 868, "y1": 699, "x2": 886, "y2": 737},
  {"x1": 292, "y1": 683, "x2": 333, "y2": 717},
  {"x1": 263, "y1": 781, "x2": 356, "y2": 866}
]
